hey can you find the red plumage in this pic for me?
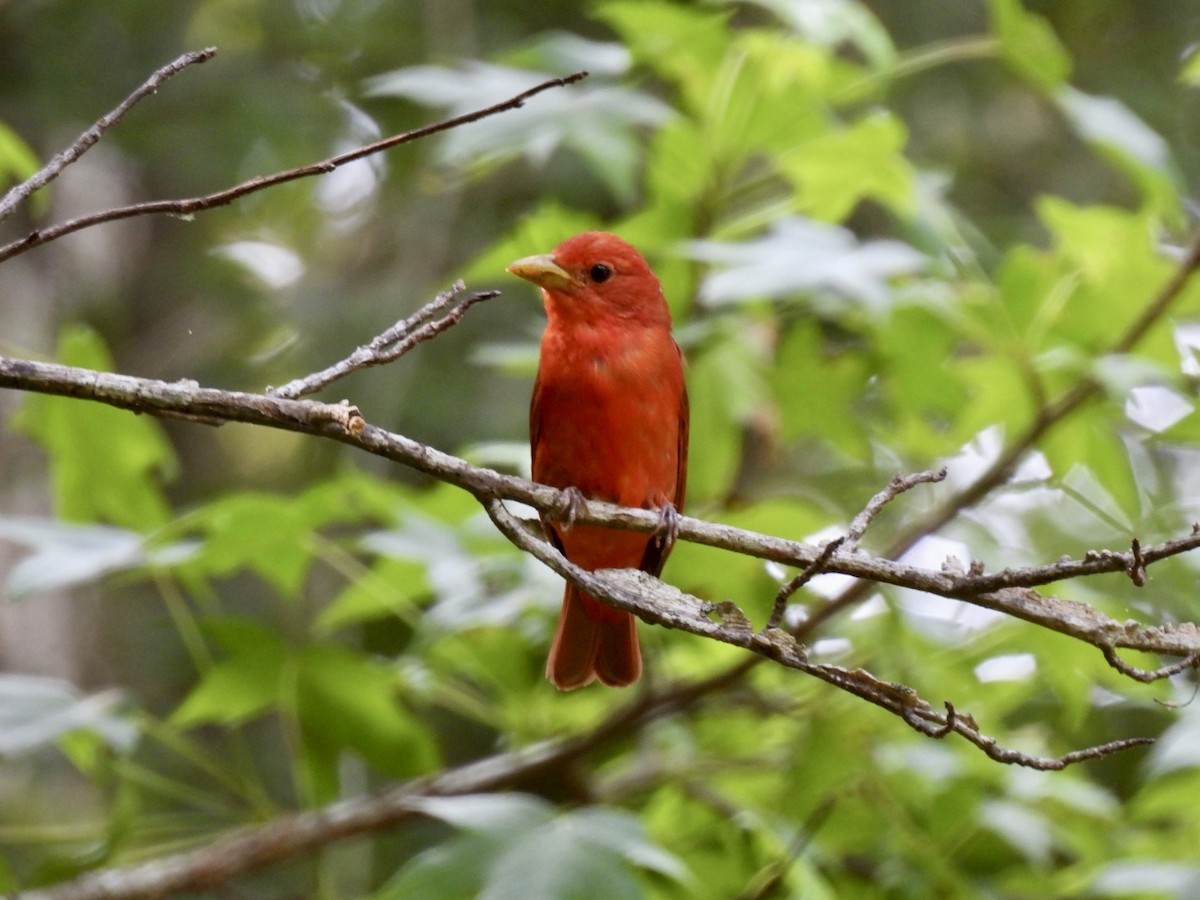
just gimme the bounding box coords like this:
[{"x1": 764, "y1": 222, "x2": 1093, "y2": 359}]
[{"x1": 508, "y1": 232, "x2": 689, "y2": 689}]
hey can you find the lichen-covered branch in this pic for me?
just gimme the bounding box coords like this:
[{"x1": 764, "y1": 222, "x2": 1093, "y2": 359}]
[
  {"x1": 3, "y1": 351, "x2": 1200, "y2": 671},
  {"x1": 484, "y1": 497, "x2": 1157, "y2": 770}
]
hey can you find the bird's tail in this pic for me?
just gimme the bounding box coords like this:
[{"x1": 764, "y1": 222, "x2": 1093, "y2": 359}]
[{"x1": 546, "y1": 583, "x2": 641, "y2": 689}]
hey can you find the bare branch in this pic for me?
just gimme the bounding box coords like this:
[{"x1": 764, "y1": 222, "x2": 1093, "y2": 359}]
[
  {"x1": 844, "y1": 467, "x2": 947, "y2": 551},
  {"x1": 17, "y1": 736, "x2": 586, "y2": 900},
  {"x1": 1102, "y1": 645, "x2": 1200, "y2": 683},
  {"x1": 1126, "y1": 537, "x2": 1147, "y2": 587},
  {"x1": 0, "y1": 48, "x2": 219, "y2": 224},
  {"x1": 763, "y1": 466, "x2": 945, "y2": 630},
  {"x1": 486, "y1": 496, "x2": 1154, "y2": 770},
  {"x1": 2, "y1": 354, "x2": 1200, "y2": 667},
  {"x1": 912, "y1": 701, "x2": 1154, "y2": 769},
  {"x1": 766, "y1": 536, "x2": 844, "y2": 630},
  {"x1": 0, "y1": 70, "x2": 588, "y2": 263},
  {"x1": 268, "y1": 282, "x2": 500, "y2": 399}
]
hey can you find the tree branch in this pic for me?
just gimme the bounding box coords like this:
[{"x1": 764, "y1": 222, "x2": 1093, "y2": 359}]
[
  {"x1": 765, "y1": 467, "x2": 948, "y2": 629},
  {"x1": 268, "y1": 281, "x2": 500, "y2": 399},
  {"x1": 0, "y1": 48, "x2": 219, "y2": 224},
  {"x1": 2, "y1": 350, "x2": 1200, "y2": 668},
  {"x1": 17, "y1": 736, "x2": 590, "y2": 900},
  {"x1": 484, "y1": 497, "x2": 1157, "y2": 769},
  {"x1": 0, "y1": 69, "x2": 588, "y2": 263}
]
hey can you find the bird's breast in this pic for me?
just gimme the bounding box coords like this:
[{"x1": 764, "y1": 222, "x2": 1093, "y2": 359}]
[{"x1": 532, "y1": 321, "x2": 684, "y2": 509}]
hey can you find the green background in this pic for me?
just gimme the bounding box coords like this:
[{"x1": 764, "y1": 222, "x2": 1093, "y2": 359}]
[{"x1": 2, "y1": 1, "x2": 1200, "y2": 896}]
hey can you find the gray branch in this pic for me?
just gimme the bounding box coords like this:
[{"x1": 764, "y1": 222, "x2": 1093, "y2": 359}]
[
  {"x1": 3, "y1": 352, "x2": 1198, "y2": 675},
  {"x1": 0, "y1": 70, "x2": 588, "y2": 263},
  {"x1": 17, "y1": 737, "x2": 578, "y2": 900},
  {"x1": 0, "y1": 48, "x2": 218, "y2": 223},
  {"x1": 268, "y1": 281, "x2": 499, "y2": 399}
]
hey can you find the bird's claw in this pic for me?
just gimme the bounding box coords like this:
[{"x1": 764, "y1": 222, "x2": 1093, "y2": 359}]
[
  {"x1": 652, "y1": 502, "x2": 681, "y2": 550},
  {"x1": 552, "y1": 486, "x2": 588, "y2": 531}
]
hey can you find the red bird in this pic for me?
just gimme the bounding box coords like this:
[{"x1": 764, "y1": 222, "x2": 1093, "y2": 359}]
[{"x1": 508, "y1": 232, "x2": 689, "y2": 689}]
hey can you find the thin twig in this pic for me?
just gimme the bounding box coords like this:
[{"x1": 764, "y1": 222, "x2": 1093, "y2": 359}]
[
  {"x1": 766, "y1": 536, "x2": 844, "y2": 630},
  {"x1": 1101, "y1": 646, "x2": 1200, "y2": 683},
  {"x1": 844, "y1": 467, "x2": 947, "y2": 551},
  {"x1": 765, "y1": 470, "x2": 946, "y2": 630},
  {"x1": 268, "y1": 282, "x2": 500, "y2": 399},
  {"x1": 1127, "y1": 537, "x2": 1147, "y2": 587},
  {"x1": 0, "y1": 70, "x2": 589, "y2": 263},
  {"x1": 0, "y1": 48, "x2": 219, "y2": 224}
]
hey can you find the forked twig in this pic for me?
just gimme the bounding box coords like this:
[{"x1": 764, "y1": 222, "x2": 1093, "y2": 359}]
[
  {"x1": 269, "y1": 282, "x2": 499, "y2": 399},
  {"x1": 766, "y1": 467, "x2": 947, "y2": 630}
]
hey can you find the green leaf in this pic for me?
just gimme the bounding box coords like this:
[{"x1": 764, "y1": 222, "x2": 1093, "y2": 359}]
[
  {"x1": 878, "y1": 304, "x2": 968, "y2": 421},
  {"x1": 698, "y1": 36, "x2": 825, "y2": 168},
  {"x1": 1056, "y1": 88, "x2": 1181, "y2": 222},
  {"x1": 0, "y1": 118, "x2": 40, "y2": 193},
  {"x1": 12, "y1": 327, "x2": 176, "y2": 529},
  {"x1": 172, "y1": 620, "x2": 287, "y2": 726},
  {"x1": 375, "y1": 832, "x2": 497, "y2": 900},
  {"x1": 1145, "y1": 705, "x2": 1200, "y2": 777},
  {"x1": 1040, "y1": 420, "x2": 1139, "y2": 534},
  {"x1": 0, "y1": 518, "x2": 194, "y2": 601},
  {"x1": 182, "y1": 493, "x2": 316, "y2": 596},
  {"x1": 1090, "y1": 862, "x2": 1200, "y2": 897},
  {"x1": 0, "y1": 674, "x2": 137, "y2": 757},
  {"x1": 987, "y1": 0, "x2": 1071, "y2": 90},
  {"x1": 983, "y1": 244, "x2": 1066, "y2": 355},
  {"x1": 771, "y1": 319, "x2": 872, "y2": 458},
  {"x1": 779, "y1": 111, "x2": 917, "y2": 221},
  {"x1": 1035, "y1": 200, "x2": 1174, "y2": 351},
  {"x1": 408, "y1": 793, "x2": 555, "y2": 832},
  {"x1": 315, "y1": 557, "x2": 430, "y2": 633},
  {"x1": 0, "y1": 854, "x2": 15, "y2": 894},
  {"x1": 980, "y1": 800, "x2": 1055, "y2": 863},
  {"x1": 595, "y1": 1, "x2": 733, "y2": 112},
  {"x1": 500, "y1": 33, "x2": 632, "y2": 79},
  {"x1": 741, "y1": 0, "x2": 896, "y2": 71},
  {"x1": 364, "y1": 63, "x2": 670, "y2": 204},
  {"x1": 389, "y1": 796, "x2": 687, "y2": 900},
  {"x1": 684, "y1": 322, "x2": 771, "y2": 501},
  {"x1": 480, "y1": 815, "x2": 644, "y2": 900},
  {"x1": 688, "y1": 217, "x2": 925, "y2": 310},
  {"x1": 1182, "y1": 48, "x2": 1200, "y2": 86},
  {"x1": 295, "y1": 644, "x2": 438, "y2": 793},
  {"x1": 174, "y1": 619, "x2": 437, "y2": 793},
  {"x1": 948, "y1": 355, "x2": 1036, "y2": 445}
]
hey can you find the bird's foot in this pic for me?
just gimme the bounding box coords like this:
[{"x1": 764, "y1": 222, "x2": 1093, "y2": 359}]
[
  {"x1": 551, "y1": 486, "x2": 588, "y2": 531},
  {"x1": 652, "y1": 502, "x2": 681, "y2": 551}
]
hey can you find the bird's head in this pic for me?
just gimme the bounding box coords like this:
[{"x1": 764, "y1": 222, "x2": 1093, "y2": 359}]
[{"x1": 507, "y1": 231, "x2": 669, "y2": 326}]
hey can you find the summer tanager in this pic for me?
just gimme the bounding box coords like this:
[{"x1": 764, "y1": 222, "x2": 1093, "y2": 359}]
[{"x1": 507, "y1": 232, "x2": 689, "y2": 689}]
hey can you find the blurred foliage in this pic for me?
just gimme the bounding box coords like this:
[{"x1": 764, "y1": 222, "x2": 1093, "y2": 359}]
[{"x1": 2, "y1": 0, "x2": 1200, "y2": 897}]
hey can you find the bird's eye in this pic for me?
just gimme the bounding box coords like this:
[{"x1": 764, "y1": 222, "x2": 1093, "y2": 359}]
[{"x1": 589, "y1": 263, "x2": 613, "y2": 283}]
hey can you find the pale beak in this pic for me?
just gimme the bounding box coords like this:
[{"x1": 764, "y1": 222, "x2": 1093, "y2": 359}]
[{"x1": 506, "y1": 254, "x2": 575, "y2": 291}]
